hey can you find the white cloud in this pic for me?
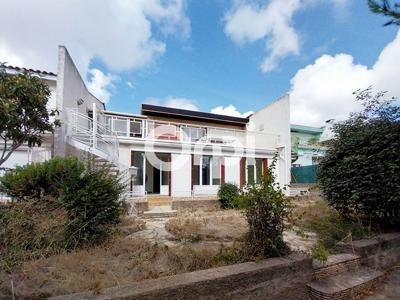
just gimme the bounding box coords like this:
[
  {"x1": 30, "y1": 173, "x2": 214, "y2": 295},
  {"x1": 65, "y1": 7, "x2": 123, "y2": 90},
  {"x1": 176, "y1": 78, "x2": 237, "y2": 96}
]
[
  {"x1": 144, "y1": 96, "x2": 199, "y2": 111},
  {"x1": 224, "y1": 0, "x2": 301, "y2": 73},
  {"x1": 0, "y1": 0, "x2": 190, "y2": 76},
  {"x1": 211, "y1": 104, "x2": 254, "y2": 118},
  {"x1": 290, "y1": 30, "x2": 400, "y2": 127},
  {"x1": 126, "y1": 81, "x2": 134, "y2": 89},
  {"x1": 224, "y1": 0, "x2": 350, "y2": 72},
  {"x1": 87, "y1": 69, "x2": 117, "y2": 104}
]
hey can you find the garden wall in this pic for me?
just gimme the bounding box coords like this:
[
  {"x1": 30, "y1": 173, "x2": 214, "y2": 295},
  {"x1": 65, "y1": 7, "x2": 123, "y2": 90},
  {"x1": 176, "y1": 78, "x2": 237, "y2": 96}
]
[
  {"x1": 171, "y1": 197, "x2": 220, "y2": 211},
  {"x1": 337, "y1": 232, "x2": 400, "y2": 270},
  {"x1": 50, "y1": 254, "x2": 313, "y2": 300},
  {"x1": 50, "y1": 233, "x2": 400, "y2": 300}
]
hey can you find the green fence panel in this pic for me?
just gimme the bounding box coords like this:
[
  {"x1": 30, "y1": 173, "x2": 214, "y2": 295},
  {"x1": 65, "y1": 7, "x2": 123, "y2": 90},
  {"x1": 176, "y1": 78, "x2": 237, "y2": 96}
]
[{"x1": 291, "y1": 165, "x2": 318, "y2": 183}]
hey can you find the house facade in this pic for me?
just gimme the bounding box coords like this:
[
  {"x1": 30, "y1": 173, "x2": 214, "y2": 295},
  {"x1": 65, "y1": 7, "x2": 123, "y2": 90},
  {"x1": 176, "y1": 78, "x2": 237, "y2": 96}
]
[
  {"x1": 291, "y1": 124, "x2": 327, "y2": 167},
  {"x1": 1, "y1": 46, "x2": 292, "y2": 201}
]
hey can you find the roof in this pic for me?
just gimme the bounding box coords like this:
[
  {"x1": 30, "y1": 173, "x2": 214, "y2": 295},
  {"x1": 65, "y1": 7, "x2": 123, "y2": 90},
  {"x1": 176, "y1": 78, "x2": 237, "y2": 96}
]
[
  {"x1": 141, "y1": 104, "x2": 249, "y2": 126},
  {"x1": 104, "y1": 110, "x2": 147, "y2": 119},
  {"x1": 291, "y1": 124, "x2": 324, "y2": 134},
  {"x1": 2, "y1": 65, "x2": 57, "y2": 77}
]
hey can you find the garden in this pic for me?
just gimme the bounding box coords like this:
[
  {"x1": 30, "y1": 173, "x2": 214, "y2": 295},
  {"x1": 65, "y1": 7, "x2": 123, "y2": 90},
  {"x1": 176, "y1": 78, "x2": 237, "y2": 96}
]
[{"x1": 0, "y1": 88, "x2": 399, "y2": 299}]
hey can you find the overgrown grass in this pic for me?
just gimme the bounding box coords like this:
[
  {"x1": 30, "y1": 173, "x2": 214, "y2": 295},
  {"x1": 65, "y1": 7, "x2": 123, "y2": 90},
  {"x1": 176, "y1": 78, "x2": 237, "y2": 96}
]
[
  {"x1": 0, "y1": 236, "x2": 244, "y2": 299},
  {"x1": 165, "y1": 210, "x2": 248, "y2": 242},
  {"x1": 0, "y1": 198, "x2": 67, "y2": 272},
  {"x1": 291, "y1": 197, "x2": 375, "y2": 251}
]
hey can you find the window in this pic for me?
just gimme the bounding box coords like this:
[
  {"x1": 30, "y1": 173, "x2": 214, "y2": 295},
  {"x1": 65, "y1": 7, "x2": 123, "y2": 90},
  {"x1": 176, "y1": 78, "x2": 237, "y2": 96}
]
[
  {"x1": 202, "y1": 156, "x2": 211, "y2": 185},
  {"x1": 212, "y1": 157, "x2": 221, "y2": 185},
  {"x1": 247, "y1": 158, "x2": 255, "y2": 185},
  {"x1": 155, "y1": 123, "x2": 178, "y2": 140},
  {"x1": 245, "y1": 158, "x2": 265, "y2": 185},
  {"x1": 130, "y1": 120, "x2": 142, "y2": 137},
  {"x1": 132, "y1": 151, "x2": 144, "y2": 185},
  {"x1": 182, "y1": 127, "x2": 206, "y2": 142},
  {"x1": 193, "y1": 155, "x2": 221, "y2": 186},
  {"x1": 256, "y1": 158, "x2": 263, "y2": 183},
  {"x1": 193, "y1": 155, "x2": 201, "y2": 185},
  {"x1": 113, "y1": 118, "x2": 128, "y2": 136}
]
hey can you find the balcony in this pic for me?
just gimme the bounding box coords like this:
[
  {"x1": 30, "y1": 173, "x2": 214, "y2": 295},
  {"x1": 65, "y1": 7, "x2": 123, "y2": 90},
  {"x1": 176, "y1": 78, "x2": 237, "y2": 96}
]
[{"x1": 104, "y1": 113, "x2": 280, "y2": 150}]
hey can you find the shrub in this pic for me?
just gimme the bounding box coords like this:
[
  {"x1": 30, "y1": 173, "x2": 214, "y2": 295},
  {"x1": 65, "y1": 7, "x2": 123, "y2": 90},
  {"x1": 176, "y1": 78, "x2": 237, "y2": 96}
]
[
  {"x1": 238, "y1": 157, "x2": 290, "y2": 258},
  {"x1": 291, "y1": 198, "x2": 373, "y2": 251},
  {"x1": 0, "y1": 156, "x2": 84, "y2": 199},
  {"x1": 0, "y1": 157, "x2": 126, "y2": 250},
  {"x1": 318, "y1": 88, "x2": 400, "y2": 225},
  {"x1": 58, "y1": 160, "x2": 126, "y2": 247},
  {"x1": 218, "y1": 183, "x2": 239, "y2": 209},
  {"x1": 311, "y1": 242, "x2": 329, "y2": 262}
]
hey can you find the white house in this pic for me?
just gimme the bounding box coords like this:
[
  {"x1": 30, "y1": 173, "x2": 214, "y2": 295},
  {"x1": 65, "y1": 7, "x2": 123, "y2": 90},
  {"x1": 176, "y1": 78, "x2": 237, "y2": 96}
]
[{"x1": 1, "y1": 46, "x2": 291, "y2": 204}]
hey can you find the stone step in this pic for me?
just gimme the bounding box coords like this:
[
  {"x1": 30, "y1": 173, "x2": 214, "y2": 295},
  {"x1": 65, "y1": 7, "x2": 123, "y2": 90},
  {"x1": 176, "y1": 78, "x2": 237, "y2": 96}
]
[
  {"x1": 307, "y1": 267, "x2": 384, "y2": 300},
  {"x1": 142, "y1": 206, "x2": 177, "y2": 219},
  {"x1": 313, "y1": 254, "x2": 361, "y2": 280}
]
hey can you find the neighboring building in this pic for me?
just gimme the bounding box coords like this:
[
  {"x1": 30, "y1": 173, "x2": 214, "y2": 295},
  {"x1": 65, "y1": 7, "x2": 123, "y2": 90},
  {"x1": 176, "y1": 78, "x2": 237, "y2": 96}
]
[
  {"x1": 291, "y1": 124, "x2": 327, "y2": 167},
  {"x1": 1, "y1": 46, "x2": 292, "y2": 203},
  {"x1": 0, "y1": 66, "x2": 57, "y2": 173}
]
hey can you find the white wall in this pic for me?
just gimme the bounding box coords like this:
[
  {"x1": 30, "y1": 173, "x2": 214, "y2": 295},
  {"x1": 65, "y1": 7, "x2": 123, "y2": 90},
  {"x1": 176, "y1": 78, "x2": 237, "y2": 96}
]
[
  {"x1": 225, "y1": 156, "x2": 241, "y2": 186},
  {"x1": 54, "y1": 46, "x2": 105, "y2": 157},
  {"x1": 171, "y1": 153, "x2": 191, "y2": 197},
  {"x1": 248, "y1": 95, "x2": 291, "y2": 189}
]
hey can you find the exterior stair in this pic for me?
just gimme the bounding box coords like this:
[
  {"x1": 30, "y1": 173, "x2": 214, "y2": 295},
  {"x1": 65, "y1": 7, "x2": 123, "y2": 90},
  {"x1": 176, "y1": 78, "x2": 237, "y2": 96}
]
[
  {"x1": 142, "y1": 205, "x2": 177, "y2": 219},
  {"x1": 147, "y1": 196, "x2": 172, "y2": 206},
  {"x1": 307, "y1": 254, "x2": 384, "y2": 300}
]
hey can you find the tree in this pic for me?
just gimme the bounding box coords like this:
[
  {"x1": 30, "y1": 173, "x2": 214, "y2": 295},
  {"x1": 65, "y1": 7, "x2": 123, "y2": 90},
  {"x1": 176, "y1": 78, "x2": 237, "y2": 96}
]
[
  {"x1": 0, "y1": 66, "x2": 59, "y2": 166},
  {"x1": 318, "y1": 87, "x2": 400, "y2": 225},
  {"x1": 368, "y1": 0, "x2": 400, "y2": 26}
]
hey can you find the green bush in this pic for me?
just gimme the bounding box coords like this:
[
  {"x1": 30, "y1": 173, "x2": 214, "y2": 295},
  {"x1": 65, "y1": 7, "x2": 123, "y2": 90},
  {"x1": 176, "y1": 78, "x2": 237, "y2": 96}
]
[
  {"x1": 318, "y1": 88, "x2": 400, "y2": 225},
  {"x1": 0, "y1": 156, "x2": 84, "y2": 199},
  {"x1": 218, "y1": 183, "x2": 239, "y2": 209},
  {"x1": 60, "y1": 161, "x2": 125, "y2": 247},
  {"x1": 0, "y1": 156, "x2": 126, "y2": 251},
  {"x1": 238, "y1": 157, "x2": 290, "y2": 258}
]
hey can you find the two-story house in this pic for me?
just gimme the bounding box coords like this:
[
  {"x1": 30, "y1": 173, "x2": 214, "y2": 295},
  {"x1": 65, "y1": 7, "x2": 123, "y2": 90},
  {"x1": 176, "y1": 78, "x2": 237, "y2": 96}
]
[{"x1": 1, "y1": 46, "x2": 291, "y2": 207}]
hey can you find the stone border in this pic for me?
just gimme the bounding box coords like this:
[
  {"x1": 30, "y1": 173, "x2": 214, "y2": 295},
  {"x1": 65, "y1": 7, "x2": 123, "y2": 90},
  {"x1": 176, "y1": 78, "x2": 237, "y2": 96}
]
[
  {"x1": 50, "y1": 254, "x2": 312, "y2": 300},
  {"x1": 336, "y1": 233, "x2": 400, "y2": 270},
  {"x1": 171, "y1": 198, "x2": 220, "y2": 211}
]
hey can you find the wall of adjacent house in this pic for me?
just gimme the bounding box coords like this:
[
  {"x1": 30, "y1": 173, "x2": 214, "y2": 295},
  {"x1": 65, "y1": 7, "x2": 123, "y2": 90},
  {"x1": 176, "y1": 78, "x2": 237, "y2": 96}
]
[
  {"x1": 248, "y1": 95, "x2": 291, "y2": 189},
  {"x1": 54, "y1": 46, "x2": 104, "y2": 157}
]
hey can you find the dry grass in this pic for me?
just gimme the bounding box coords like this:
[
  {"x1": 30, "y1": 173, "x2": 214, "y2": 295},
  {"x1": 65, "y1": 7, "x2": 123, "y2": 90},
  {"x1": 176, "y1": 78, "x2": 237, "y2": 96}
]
[
  {"x1": 165, "y1": 210, "x2": 248, "y2": 242},
  {"x1": 0, "y1": 236, "x2": 242, "y2": 299},
  {"x1": 290, "y1": 194, "x2": 375, "y2": 250},
  {"x1": 0, "y1": 210, "x2": 246, "y2": 299}
]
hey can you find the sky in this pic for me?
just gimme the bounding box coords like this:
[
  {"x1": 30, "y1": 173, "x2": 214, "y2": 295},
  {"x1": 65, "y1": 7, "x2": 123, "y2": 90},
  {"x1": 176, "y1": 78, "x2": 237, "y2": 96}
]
[{"x1": 0, "y1": 0, "x2": 399, "y2": 127}]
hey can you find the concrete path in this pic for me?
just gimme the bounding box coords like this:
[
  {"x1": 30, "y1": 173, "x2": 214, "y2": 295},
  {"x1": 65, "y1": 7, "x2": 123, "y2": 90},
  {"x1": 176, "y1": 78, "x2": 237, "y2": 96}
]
[{"x1": 129, "y1": 218, "x2": 178, "y2": 247}]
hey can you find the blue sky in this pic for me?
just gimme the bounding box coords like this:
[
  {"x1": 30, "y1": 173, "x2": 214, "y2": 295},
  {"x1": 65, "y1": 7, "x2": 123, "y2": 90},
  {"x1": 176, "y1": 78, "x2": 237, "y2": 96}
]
[{"x1": 1, "y1": 0, "x2": 399, "y2": 126}]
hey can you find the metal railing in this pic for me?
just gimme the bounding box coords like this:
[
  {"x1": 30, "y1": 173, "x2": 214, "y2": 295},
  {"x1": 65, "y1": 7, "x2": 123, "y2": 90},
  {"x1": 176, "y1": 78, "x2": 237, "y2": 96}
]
[
  {"x1": 103, "y1": 113, "x2": 280, "y2": 149},
  {"x1": 65, "y1": 108, "x2": 119, "y2": 165}
]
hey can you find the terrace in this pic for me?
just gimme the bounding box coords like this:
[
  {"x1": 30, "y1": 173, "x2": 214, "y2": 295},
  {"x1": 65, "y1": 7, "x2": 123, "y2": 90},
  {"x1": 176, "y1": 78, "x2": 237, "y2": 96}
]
[{"x1": 104, "y1": 112, "x2": 281, "y2": 150}]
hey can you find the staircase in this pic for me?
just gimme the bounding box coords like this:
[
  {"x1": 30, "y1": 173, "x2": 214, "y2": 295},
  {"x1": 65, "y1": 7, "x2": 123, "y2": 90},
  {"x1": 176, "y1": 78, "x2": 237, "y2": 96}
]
[
  {"x1": 141, "y1": 196, "x2": 177, "y2": 218},
  {"x1": 307, "y1": 254, "x2": 384, "y2": 299},
  {"x1": 142, "y1": 206, "x2": 177, "y2": 219},
  {"x1": 64, "y1": 107, "x2": 135, "y2": 212}
]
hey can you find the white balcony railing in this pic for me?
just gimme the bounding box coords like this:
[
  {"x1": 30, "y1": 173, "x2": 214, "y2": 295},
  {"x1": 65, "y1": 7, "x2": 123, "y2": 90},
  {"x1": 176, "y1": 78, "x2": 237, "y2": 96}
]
[
  {"x1": 104, "y1": 114, "x2": 280, "y2": 149},
  {"x1": 65, "y1": 108, "x2": 119, "y2": 164}
]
